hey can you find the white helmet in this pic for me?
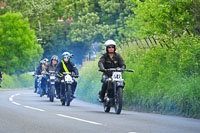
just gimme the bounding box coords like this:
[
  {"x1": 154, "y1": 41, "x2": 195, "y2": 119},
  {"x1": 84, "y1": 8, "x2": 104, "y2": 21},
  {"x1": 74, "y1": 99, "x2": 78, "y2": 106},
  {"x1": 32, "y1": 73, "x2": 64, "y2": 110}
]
[
  {"x1": 62, "y1": 52, "x2": 72, "y2": 59},
  {"x1": 105, "y1": 40, "x2": 116, "y2": 47}
]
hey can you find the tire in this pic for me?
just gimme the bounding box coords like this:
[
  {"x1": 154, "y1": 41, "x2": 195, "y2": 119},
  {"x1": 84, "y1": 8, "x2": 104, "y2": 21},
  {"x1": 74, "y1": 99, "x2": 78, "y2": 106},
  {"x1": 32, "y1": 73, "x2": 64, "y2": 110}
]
[
  {"x1": 61, "y1": 97, "x2": 65, "y2": 106},
  {"x1": 114, "y1": 87, "x2": 123, "y2": 114},
  {"x1": 49, "y1": 86, "x2": 55, "y2": 102},
  {"x1": 66, "y1": 85, "x2": 72, "y2": 106},
  {"x1": 104, "y1": 104, "x2": 111, "y2": 112}
]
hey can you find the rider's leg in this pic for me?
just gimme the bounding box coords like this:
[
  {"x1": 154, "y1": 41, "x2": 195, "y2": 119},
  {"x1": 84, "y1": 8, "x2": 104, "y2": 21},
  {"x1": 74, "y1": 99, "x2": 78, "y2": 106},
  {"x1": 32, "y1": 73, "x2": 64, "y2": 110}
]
[
  {"x1": 71, "y1": 80, "x2": 77, "y2": 98},
  {"x1": 34, "y1": 78, "x2": 38, "y2": 93},
  {"x1": 99, "y1": 75, "x2": 108, "y2": 102},
  {"x1": 55, "y1": 81, "x2": 61, "y2": 98}
]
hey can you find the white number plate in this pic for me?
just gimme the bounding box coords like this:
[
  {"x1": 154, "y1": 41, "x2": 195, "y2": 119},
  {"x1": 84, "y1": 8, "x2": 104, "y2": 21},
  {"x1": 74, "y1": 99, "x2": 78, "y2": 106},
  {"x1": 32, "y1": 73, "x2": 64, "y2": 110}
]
[
  {"x1": 64, "y1": 75, "x2": 73, "y2": 82},
  {"x1": 50, "y1": 76, "x2": 55, "y2": 79},
  {"x1": 112, "y1": 72, "x2": 123, "y2": 81}
]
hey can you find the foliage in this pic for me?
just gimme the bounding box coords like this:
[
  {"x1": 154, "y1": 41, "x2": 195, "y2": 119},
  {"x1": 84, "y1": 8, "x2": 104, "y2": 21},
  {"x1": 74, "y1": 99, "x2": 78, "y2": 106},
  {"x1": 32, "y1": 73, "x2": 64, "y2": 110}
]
[
  {"x1": 120, "y1": 35, "x2": 200, "y2": 118},
  {"x1": 76, "y1": 58, "x2": 101, "y2": 102},
  {"x1": 0, "y1": 12, "x2": 43, "y2": 74},
  {"x1": 127, "y1": 0, "x2": 200, "y2": 38},
  {"x1": 1, "y1": 73, "x2": 34, "y2": 89},
  {"x1": 77, "y1": 34, "x2": 200, "y2": 118}
]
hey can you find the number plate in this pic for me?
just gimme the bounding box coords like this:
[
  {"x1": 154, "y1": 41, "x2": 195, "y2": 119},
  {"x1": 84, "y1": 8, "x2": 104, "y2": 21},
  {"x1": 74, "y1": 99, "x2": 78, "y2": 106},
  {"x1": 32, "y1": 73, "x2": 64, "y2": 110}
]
[
  {"x1": 112, "y1": 72, "x2": 123, "y2": 81},
  {"x1": 50, "y1": 76, "x2": 55, "y2": 79},
  {"x1": 64, "y1": 75, "x2": 73, "y2": 82}
]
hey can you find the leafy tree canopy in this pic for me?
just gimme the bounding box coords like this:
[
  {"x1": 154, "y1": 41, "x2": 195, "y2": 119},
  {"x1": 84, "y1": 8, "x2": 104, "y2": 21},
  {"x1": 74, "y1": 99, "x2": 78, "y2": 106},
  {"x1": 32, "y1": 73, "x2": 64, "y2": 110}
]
[{"x1": 0, "y1": 12, "x2": 43, "y2": 74}]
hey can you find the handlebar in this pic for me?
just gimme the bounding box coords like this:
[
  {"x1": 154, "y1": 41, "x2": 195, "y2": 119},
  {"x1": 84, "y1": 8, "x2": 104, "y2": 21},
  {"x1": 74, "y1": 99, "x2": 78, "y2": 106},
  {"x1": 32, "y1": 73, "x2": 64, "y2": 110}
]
[
  {"x1": 58, "y1": 72, "x2": 79, "y2": 78},
  {"x1": 99, "y1": 68, "x2": 134, "y2": 72}
]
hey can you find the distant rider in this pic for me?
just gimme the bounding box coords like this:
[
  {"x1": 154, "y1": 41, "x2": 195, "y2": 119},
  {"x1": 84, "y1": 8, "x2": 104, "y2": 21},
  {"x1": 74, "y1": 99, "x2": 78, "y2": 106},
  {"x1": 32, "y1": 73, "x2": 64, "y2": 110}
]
[
  {"x1": 0, "y1": 72, "x2": 3, "y2": 88},
  {"x1": 98, "y1": 40, "x2": 126, "y2": 102},
  {"x1": 34, "y1": 60, "x2": 46, "y2": 93},
  {"x1": 56, "y1": 52, "x2": 79, "y2": 99}
]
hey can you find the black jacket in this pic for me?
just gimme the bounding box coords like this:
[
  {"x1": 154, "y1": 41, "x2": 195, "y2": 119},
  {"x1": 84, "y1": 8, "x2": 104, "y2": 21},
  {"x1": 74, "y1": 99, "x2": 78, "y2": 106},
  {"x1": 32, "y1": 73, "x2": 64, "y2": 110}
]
[
  {"x1": 0, "y1": 72, "x2": 2, "y2": 78},
  {"x1": 35, "y1": 65, "x2": 46, "y2": 75},
  {"x1": 47, "y1": 63, "x2": 57, "y2": 72},
  {"x1": 98, "y1": 52, "x2": 126, "y2": 76},
  {"x1": 56, "y1": 60, "x2": 79, "y2": 76}
]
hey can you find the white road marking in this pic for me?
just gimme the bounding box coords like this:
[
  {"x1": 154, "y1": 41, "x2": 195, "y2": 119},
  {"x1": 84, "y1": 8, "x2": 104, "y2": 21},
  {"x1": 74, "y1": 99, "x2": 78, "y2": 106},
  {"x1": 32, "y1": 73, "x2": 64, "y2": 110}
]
[
  {"x1": 9, "y1": 93, "x2": 21, "y2": 102},
  {"x1": 12, "y1": 102, "x2": 21, "y2": 105},
  {"x1": 24, "y1": 106, "x2": 45, "y2": 112},
  {"x1": 128, "y1": 132, "x2": 138, "y2": 133},
  {"x1": 56, "y1": 114, "x2": 102, "y2": 125},
  {"x1": 9, "y1": 97, "x2": 13, "y2": 101}
]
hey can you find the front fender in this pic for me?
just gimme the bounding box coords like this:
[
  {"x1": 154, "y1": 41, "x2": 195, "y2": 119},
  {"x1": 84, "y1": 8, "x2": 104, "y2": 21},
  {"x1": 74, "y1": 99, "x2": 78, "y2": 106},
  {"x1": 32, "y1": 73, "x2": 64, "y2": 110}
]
[{"x1": 116, "y1": 81, "x2": 124, "y2": 87}]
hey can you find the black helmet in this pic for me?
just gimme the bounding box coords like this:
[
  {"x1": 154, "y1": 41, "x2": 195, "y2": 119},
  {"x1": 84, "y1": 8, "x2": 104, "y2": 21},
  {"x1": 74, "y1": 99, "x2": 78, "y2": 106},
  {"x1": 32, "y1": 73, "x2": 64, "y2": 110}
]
[{"x1": 51, "y1": 55, "x2": 59, "y2": 61}]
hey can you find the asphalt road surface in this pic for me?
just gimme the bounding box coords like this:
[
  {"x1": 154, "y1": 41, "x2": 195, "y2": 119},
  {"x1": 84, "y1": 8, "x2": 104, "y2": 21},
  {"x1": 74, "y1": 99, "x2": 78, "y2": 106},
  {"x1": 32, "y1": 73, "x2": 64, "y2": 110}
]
[{"x1": 0, "y1": 89, "x2": 200, "y2": 133}]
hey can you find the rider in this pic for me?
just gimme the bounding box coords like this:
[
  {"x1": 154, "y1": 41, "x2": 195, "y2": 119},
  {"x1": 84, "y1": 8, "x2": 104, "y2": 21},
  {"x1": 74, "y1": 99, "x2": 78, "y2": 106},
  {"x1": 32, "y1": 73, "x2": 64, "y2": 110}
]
[
  {"x1": 56, "y1": 52, "x2": 79, "y2": 99},
  {"x1": 46, "y1": 55, "x2": 60, "y2": 98},
  {"x1": 98, "y1": 40, "x2": 126, "y2": 102},
  {"x1": 0, "y1": 72, "x2": 2, "y2": 88},
  {"x1": 43, "y1": 58, "x2": 49, "y2": 69},
  {"x1": 34, "y1": 60, "x2": 46, "y2": 93}
]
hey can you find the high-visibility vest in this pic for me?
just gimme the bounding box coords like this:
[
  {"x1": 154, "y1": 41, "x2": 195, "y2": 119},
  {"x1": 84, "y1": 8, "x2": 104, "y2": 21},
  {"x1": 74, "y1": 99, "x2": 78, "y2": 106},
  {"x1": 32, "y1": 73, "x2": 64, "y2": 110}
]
[{"x1": 60, "y1": 60, "x2": 69, "y2": 76}]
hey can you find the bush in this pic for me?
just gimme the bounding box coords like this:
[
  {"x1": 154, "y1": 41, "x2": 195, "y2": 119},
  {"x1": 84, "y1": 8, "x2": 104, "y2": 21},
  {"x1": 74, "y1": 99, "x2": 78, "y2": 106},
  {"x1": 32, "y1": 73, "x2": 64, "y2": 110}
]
[{"x1": 1, "y1": 73, "x2": 34, "y2": 89}]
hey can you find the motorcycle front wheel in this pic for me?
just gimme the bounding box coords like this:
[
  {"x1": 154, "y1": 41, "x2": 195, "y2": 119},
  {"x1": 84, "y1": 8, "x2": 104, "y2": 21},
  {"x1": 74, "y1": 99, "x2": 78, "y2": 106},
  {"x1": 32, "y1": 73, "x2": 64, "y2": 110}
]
[
  {"x1": 114, "y1": 87, "x2": 123, "y2": 114},
  {"x1": 66, "y1": 85, "x2": 72, "y2": 106},
  {"x1": 104, "y1": 104, "x2": 111, "y2": 113},
  {"x1": 49, "y1": 85, "x2": 55, "y2": 102}
]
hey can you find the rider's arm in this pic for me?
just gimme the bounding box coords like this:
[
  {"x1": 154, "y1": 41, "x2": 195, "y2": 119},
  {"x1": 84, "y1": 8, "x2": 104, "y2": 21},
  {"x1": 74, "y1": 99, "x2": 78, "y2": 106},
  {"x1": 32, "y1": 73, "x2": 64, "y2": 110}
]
[
  {"x1": 98, "y1": 54, "x2": 106, "y2": 70},
  {"x1": 71, "y1": 63, "x2": 79, "y2": 76}
]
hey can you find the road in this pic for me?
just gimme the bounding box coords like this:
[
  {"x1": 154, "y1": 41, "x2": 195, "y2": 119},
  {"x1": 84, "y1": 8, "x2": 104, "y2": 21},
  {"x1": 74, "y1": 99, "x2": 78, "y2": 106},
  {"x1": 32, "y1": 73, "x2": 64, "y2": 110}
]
[{"x1": 0, "y1": 89, "x2": 200, "y2": 133}]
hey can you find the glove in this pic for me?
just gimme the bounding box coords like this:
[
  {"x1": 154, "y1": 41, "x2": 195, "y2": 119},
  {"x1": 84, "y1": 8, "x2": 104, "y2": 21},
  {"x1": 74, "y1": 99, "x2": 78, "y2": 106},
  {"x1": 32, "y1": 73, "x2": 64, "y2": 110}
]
[{"x1": 41, "y1": 71, "x2": 45, "y2": 75}]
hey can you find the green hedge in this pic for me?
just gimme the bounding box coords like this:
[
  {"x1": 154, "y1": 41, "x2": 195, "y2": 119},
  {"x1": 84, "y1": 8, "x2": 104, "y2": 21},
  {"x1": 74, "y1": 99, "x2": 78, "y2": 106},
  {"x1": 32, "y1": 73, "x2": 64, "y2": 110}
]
[
  {"x1": 77, "y1": 35, "x2": 200, "y2": 118},
  {"x1": 0, "y1": 73, "x2": 34, "y2": 89}
]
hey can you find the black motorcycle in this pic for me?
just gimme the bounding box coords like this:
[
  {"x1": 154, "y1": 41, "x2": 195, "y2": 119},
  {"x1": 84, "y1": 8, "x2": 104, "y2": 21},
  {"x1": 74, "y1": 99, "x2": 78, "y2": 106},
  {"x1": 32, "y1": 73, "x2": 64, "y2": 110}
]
[
  {"x1": 46, "y1": 71, "x2": 56, "y2": 102},
  {"x1": 99, "y1": 68, "x2": 134, "y2": 114},
  {"x1": 60, "y1": 72, "x2": 78, "y2": 106}
]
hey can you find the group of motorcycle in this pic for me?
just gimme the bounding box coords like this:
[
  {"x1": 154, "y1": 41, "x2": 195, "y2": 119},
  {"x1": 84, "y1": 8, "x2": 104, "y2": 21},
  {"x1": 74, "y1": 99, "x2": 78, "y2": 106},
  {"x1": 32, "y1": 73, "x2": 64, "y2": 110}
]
[
  {"x1": 34, "y1": 71, "x2": 78, "y2": 106},
  {"x1": 34, "y1": 68, "x2": 134, "y2": 114}
]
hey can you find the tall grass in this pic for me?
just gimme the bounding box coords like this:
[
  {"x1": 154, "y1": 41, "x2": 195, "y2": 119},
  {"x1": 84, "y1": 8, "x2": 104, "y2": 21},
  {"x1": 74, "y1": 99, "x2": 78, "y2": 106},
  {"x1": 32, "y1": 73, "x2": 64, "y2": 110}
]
[{"x1": 77, "y1": 35, "x2": 200, "y2": 118}]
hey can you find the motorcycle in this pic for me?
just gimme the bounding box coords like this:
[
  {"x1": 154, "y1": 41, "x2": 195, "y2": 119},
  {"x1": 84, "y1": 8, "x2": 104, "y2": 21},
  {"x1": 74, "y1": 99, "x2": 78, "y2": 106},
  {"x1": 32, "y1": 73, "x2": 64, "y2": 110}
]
[
  {"x1": 99, "y1": 68, "x2": 134, "y2": 114},
  {"x1": 46, "y1": 71, "x2": 56, "y2": 102},
  {"x1": 60, "y1": 72, "x2": 78, "y2": 106},
  {"x1": 34, "y1": 75, "x2": 43, "y2": 97}
]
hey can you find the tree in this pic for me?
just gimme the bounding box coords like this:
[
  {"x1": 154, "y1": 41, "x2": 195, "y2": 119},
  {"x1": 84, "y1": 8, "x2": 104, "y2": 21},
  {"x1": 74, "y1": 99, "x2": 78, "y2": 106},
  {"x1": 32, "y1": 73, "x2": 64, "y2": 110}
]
[
  {"x1": 0, "y1": 12, "x2": 43, "y2": 74},
  {"x1": 127, "y1": 0, "x2": 199, "y2": 38}
]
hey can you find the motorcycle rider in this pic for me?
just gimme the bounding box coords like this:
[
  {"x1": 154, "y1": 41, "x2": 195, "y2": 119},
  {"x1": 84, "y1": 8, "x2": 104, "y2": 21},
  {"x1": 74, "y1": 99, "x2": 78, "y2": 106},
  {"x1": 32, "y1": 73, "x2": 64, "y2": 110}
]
[
  {"x1": 0, "y1": 72, "x2": 3, "y2": 88},
  {"x1": 98, "y1": 40, "x2": 126, "y2": 102},
  {"x1": 46, "y1": 55, "x2": 60, "y2": 98},
  {"x1": 34, "y1": 60, "x2": 46, "y2": 93},
  {"x1": 56, "y1": 52, "x2": 79, "y2": 99},
  {"x1": 43, "y1": 58, "x2": 49, "y2": 69}
]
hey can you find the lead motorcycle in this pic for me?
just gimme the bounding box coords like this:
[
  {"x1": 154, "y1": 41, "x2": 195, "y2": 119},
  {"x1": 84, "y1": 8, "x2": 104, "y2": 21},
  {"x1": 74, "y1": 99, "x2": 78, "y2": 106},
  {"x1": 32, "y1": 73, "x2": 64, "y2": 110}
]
[
  {"x1": 99, "y1": 68, "x2": 134, "y2": 114},
  {"x1": 60, "y1": 72, "x2": 78, "y2": 106}
]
